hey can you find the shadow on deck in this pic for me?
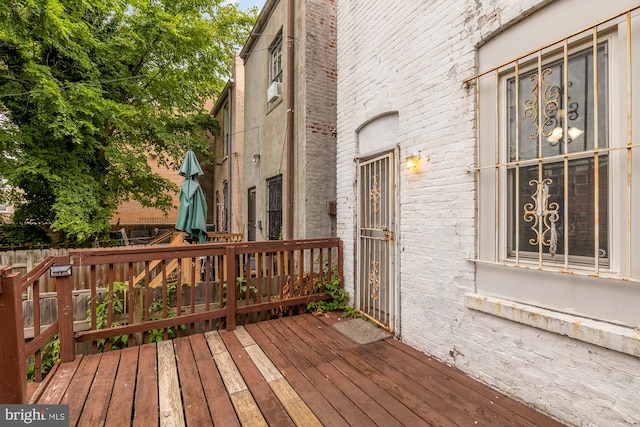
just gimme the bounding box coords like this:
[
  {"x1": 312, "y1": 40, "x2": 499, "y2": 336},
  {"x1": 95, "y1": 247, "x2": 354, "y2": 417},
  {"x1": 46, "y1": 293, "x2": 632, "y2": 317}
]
[{"x1": 31, "y1": 313, "x2": 565, "y2": 426}]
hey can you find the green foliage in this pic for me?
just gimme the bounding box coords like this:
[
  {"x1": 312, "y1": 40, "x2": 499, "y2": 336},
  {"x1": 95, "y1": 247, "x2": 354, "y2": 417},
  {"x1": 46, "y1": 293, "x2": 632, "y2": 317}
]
[
  {"x1": 0, "y1": 223, "x2": 51, "y2": 247},
  {"x1": 94, "y1": 281, "x2": 129, "y2": 352},
  {"x1": 147, "y1": 280, "x2": 184, "y2": 342},
  {"x1": 342, "y1": 305, "x2": 364, "y2": 319},
  {"x1": 93, "y1": 280, "x2": 184, "y2": 348},
  {"x1": 237, "y1": 278, "x2": 257, "y2": 300},
  {"x1": 307, "y1": 276, "x2": 350, "y2": 312},
  {"x1": 27, "y1": 335, "x2": 60, "y2": 382},
  {"x1": 0, "y1": 1, "x2": 257, "y2": 244}
]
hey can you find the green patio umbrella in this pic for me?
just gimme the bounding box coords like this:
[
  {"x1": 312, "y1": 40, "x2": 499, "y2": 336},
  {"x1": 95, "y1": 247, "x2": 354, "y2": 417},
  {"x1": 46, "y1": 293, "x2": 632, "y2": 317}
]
[{"x1": 175, "y1": 150, "x2": 208, "y2": 243}]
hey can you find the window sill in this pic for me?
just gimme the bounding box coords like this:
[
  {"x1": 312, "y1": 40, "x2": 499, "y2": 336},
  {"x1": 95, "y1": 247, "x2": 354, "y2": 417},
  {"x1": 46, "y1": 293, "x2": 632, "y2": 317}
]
[
  {"x1": 266, "y1": 96, "x2": 283, "y2": 115},
  {"x1": 464, "y1": 293, "x2": 640, "y2": 358}
]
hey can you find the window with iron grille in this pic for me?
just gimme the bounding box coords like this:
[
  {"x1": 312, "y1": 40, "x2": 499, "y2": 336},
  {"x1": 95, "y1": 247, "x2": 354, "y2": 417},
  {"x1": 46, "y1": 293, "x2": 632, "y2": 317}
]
[
  {"x1": 267, "y1": 175, "x2": 282, "y2": 240},
  {"x1": 469, "y1": 4, "x2": 640, "y2": 327},
  {"x1": 506, "y1": 43, "x2": 609, "y2": 265}
]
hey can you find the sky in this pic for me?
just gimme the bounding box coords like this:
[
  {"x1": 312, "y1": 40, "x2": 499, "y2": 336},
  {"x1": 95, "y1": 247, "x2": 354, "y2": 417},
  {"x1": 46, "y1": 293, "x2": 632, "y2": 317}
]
[{"x1": 234, "y1": 0, "x2": 266, "y2": 12}]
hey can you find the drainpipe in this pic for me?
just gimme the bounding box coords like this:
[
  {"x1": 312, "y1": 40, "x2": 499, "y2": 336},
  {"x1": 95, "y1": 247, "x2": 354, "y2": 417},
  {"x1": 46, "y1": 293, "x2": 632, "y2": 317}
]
[
  {"x1": 227, "y1": 82, "x2": 233, "y2": 233},
  {"x1": 285, "y1": 0, "x2": 294, "y2": 240}
]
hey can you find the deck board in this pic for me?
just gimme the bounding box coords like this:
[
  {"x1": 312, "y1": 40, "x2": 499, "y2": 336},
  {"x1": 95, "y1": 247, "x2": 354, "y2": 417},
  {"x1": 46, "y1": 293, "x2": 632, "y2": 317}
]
[
  {"x1": 189, "y1": 334, "x2": 240, "y2": 427},
  {"x1": 173, "y1": 337, "x2": 213, "y2": 427},
  {"x1": 37, "y1": 354, "x2": 82, "y2": 405},
  {"x1": 157, "y1": 340, "x2": 185, "y2": 427},
  {"x1": 77, "y1": 350, "x2": 120, "y2": 427},
  {"x1": 133, "y1": 343, "x2": 158, "y2": 427},
  {"x1": 258, "y1": 317, "x2": 379, "y2": 426},
  {"x1": 34, "y1": 313, "x2": 566, "y2": 427},
  {"x1": 244, "y1": 322, "x2": 351, "y2": 427},
  {"x1": 105, "y1": 346, "x2": 139, "y2": 427}
]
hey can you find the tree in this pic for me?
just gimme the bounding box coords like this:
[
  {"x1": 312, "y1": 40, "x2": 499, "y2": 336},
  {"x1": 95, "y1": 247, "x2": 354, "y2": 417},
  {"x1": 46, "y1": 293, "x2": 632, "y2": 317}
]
[{"x1": 0, "y1": 0, "x2": 256, "y2": 244}]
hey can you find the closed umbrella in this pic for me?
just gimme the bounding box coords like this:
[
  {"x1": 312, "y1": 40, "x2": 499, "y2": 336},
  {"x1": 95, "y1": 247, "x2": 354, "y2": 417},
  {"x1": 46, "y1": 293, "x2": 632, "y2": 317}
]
[{"x1": 175, "y1": 150, "x2": 208, "y2": 243}]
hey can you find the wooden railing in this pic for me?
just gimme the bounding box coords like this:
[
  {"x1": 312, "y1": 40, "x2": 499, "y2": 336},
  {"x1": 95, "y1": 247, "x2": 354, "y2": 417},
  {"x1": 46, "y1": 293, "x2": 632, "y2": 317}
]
[{"x1": 0, "y1": 237, "x2": 343, "y2": 403}]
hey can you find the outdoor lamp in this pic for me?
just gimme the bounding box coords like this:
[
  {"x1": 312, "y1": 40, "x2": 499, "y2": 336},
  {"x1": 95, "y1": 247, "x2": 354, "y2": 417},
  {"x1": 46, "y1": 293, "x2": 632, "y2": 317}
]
[
  {"x1": 252, "y1": 154, "x2": 261, "y2": 162},
  {"x1": 406, "y1": 153, "x2": 419, "y2": 170}
]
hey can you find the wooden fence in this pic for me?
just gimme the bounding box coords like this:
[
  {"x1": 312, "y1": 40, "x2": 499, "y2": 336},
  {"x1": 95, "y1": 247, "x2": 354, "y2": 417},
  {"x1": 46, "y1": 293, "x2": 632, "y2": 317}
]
[
  {"x1": 1, "y1": 232, "x2": 244, "y2": 293},
  {"x1": 0, "y1": 237, "x2": 343, "y2": 403}
]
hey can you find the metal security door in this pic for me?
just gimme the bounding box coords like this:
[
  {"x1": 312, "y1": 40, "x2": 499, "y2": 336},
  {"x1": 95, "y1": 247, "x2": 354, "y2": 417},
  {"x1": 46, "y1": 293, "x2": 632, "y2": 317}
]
[{"x1": 357, "y1": 152, "x2": 395, "y2": 329}]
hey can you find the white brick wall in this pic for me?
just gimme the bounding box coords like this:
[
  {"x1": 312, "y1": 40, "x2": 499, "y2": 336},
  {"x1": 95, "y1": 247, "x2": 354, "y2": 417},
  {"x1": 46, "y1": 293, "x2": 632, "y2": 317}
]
[{"x1": 336, "y1": 1, "x2": 640, "y2": 426}]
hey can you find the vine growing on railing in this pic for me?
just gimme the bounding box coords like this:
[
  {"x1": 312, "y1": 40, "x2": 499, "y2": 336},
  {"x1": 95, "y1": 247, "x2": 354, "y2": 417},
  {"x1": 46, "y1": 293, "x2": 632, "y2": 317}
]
[
  {"x1": 27, "y1": 335, "x2": 60, "y2": 382},
  {"x1": 94, "y1": 281, "x2": 129, "y2": 352},
  {"x1": 92, "y1": 280, "x2": 183, "y2": 351}
]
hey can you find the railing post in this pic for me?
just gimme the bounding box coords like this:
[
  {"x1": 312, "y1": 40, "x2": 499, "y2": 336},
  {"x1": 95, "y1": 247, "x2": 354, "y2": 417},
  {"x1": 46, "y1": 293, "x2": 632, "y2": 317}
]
[
  {"x1": 225, "y1": 245, "x2": 236, "y2": 331},
  {"x1": 0, "y1": 268, "x2": 27, "y2": 403},
  {"x1": 53, "y1": 256, "x2": 75, "y2": 363}
]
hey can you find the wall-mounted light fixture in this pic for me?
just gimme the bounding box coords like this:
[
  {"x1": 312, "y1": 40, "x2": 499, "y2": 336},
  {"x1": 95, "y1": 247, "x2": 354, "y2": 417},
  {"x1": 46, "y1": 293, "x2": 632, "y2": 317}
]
[
  {"x1": 405, "y1": 153, "x2": 420, "y2": 170},
  {"x1": 252, "y1": 154, "x2": 261, "y2": 162}
]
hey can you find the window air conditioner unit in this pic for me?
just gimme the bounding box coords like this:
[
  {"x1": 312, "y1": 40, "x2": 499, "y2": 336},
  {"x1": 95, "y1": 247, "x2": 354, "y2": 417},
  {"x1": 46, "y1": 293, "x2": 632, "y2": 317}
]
[{"x1": 267, "y1": 82, "x2": 282, "y2": 103}]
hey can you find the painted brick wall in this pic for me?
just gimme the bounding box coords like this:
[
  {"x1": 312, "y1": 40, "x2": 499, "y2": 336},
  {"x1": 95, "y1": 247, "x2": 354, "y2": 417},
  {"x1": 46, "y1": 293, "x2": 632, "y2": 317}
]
[
  {"x1": 336, "y1": 1, "x2": 640, "y2": 426},
  {"x1": 297, "y1": 0, "x2": 337, "y2": 238}
]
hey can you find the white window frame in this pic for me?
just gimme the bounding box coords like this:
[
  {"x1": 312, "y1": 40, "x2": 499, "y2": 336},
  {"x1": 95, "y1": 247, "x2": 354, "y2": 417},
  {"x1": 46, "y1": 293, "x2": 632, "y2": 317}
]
[{"x1": 269, "y1": 33, "x2": 283, "y2": 85}]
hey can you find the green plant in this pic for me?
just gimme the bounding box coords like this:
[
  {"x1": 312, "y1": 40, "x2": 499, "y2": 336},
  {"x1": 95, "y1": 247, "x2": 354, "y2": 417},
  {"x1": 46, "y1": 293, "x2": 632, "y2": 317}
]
[
  {"x1": 343, "y1": 305, "x2": 364, "y2": 319},
  {"x1": 238, "y1": 278, "x2": 258, "y2": 300},
  {"x1": 307, "y1": 276, "x2": 350, "y2": 312},
  {"x1": 26, "y1": 335, "x2": 60, "y2": 382},
  {"x1": 148, "y1": 281, "x2": 184, "y2": 342},
  {"x1": 93, "y1": 281, "x2": 129, "y2": 352}
]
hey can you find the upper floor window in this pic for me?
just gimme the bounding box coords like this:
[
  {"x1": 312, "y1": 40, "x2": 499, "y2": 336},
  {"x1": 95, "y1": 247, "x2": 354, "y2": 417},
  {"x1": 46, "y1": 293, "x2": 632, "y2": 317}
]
[{"x1": 269, "y1": 33, "x2": 283, "y2": 85}]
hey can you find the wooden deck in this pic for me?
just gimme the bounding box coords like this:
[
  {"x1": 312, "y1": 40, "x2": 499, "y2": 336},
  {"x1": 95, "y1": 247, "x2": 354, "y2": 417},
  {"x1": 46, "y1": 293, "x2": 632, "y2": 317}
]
[{"x1": 30, "y1": 313, "x2": 565, "y2": 426}]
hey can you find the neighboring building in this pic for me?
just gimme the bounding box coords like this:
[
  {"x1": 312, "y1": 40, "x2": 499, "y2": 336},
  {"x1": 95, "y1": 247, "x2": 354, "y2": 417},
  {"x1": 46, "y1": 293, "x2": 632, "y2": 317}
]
[
  {"x1": 210, "y1": 57, "x2": 246, "y2": 234},
  {"x1": 240, "y1": 0, "x2": 337, "y2": 241},
  {"x1": 111, "y1": 157, "x2": 183, "y2": 226},
  {"x1": 336, "y1": 0, "x2": 640, "y2": 426}
]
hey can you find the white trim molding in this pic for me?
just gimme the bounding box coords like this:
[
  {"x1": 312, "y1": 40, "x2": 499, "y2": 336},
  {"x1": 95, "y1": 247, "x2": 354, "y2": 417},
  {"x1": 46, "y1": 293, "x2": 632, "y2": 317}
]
[{"x1": 465, "y1": 293, "x2": 640, "y2": 358}]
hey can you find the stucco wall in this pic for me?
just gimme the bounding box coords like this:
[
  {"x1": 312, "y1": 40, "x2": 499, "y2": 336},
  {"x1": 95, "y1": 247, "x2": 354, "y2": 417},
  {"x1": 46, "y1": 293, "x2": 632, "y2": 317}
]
[
  {"x1": 336, "y1": 1, "x2": 640, "y2": 426},
  {"x1": 242, "y1": 0, "x2": 337, "y2": 241}
]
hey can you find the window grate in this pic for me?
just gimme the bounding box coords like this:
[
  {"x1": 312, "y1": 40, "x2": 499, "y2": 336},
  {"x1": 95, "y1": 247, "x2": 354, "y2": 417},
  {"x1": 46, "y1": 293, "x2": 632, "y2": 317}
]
[
  {"x1": 267, "y1": 175, "x2": 283, "y2": 240},
  {"x1": 468, "y1": 6, "x2": 640, "y2": 282}
]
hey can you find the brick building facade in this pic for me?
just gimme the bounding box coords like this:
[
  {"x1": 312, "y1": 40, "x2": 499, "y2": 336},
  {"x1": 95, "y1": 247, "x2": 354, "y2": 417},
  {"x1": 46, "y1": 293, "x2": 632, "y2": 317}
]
[{"x1": 336, "y1": 0, "x2": 640, "y2": 425}]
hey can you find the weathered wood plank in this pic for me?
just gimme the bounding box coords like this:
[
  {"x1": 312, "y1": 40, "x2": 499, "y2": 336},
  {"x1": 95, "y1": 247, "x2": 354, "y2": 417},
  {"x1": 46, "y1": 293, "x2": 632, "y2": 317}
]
[
  {"x1": 61, "y1": 354, "x2": 102, "y2": 427},
  {"x1": 276, "y1": 317, "x2": 404, "y2": 426},
  {"x1": 157, "y1": 340, "x2": 185, "y2": 427},
  {"x1": 234, "y1": 327, "x2": 322, "y2": 427},
  {"x1": 232, "y1": 390, "x2": 269, "y2": 427},
  {"x1": 105, "y1": 346, "x2": 139, "y2": 427},
  {"x1": 293, "y1": 315, "x2": 438, "y2": 426},
  {"x1": 173, "y1": 337, "x2": 213, "y2": 427},
  {"x1": 382, "y1": 339, "x2": 566, "y2": 426},
  {"x1": 36, "y1": 355, "x2": 83, "y2": 404},
  {"x1": 77, "y1": 350, "x2": 120, "y2": 427},
  {"x1": 28, "y1": 363, "x2": 58, "y2": 404},
  {"x1": 188, "y1": 334, "x2": 240, "y2": 427},
  {"x1": 307, "y1": 314, "x2": 516, "y2": 426},
  {"x1": 204, "y1": 331, "x2": 267, "y2": 427},
  {"x1": 257, "y1": 319, "x2": 375, "y2": 426},
  {"x1": 219, "y1": 329, "x2": 295, "y2": 427},
  {"x1": 245, "y1": 323, "x2": 350, "y2": 427},
  {"x1": 133, "y1": 343, "x2": 159, "y2": 427}
]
